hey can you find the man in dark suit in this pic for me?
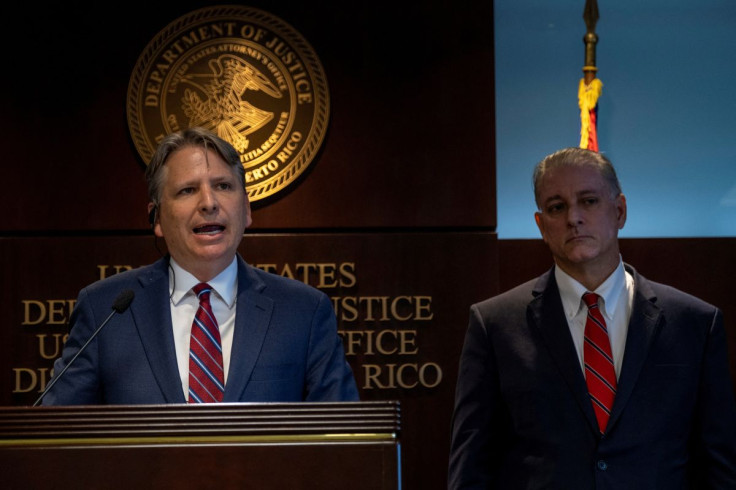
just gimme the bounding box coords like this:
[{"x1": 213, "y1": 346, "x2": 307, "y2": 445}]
[
  {"x1": 448, "y1": 147, "x2": 736, "y2": 488},
  {"x1": 43, "y1": 127, "x2": 358, "y2": 404}
]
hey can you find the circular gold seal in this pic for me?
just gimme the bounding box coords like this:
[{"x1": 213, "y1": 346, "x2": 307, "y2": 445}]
[{"x1": 127, "y1": 5, "x2": 329, "y2": 203}]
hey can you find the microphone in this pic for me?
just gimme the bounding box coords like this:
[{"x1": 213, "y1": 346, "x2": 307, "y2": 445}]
[{"x1": 33, "y1": 289, "x2": 135, "y2": 407}]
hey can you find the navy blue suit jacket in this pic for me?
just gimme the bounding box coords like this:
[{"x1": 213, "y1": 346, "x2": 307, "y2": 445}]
[
  {"x1": 449, "y1": 264, "x2": 736, "y2": 489},
  {"x1": 43, "y1": 255, "x2": 359, "y2": 404}
]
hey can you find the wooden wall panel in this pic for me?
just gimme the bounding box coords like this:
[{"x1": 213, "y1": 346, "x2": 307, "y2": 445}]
[
  {"x1": 1, "y1": 232, "x2": 498, "y2": 489},
  {"x1": 1, "y1": 402, "x2": 401, "y2": 490},
  {"x1": 1, "y1": 1, "x2": 494, "y2": 231},
  {"x1": 2, "y1": 3, "x2": 494, "y2": 489}
]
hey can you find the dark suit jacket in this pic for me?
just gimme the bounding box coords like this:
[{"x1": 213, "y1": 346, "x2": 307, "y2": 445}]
[
  {"x1": 448, "y1": 264, "x2": 736, "y2": 489},
  {"x1": 43, "y1": 255, "x2": 359, "y2": 404}
]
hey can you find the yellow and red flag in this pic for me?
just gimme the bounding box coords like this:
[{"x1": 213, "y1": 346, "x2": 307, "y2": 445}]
[
  {"x1": 579, "y1": 0, "x2": 601, "y2": 151},
  {"x1": 579, "y1": 77, "x2": 602, "y2": 151}
]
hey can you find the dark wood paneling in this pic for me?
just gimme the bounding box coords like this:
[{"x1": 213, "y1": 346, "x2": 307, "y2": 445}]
[
  {"x1": 1, "y1": 1, "x2": 494, "y2": 231},
  {"x1": 1, "y1": 402, "x2": 400, "y2": 490},
  {"x1": 1, "y1": 232, "x2": 498, "y2": 490}
]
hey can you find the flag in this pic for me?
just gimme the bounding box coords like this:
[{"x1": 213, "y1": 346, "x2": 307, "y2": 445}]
[
  {"x1": 580, "y1": 0, "x2": 601, "y2": 151},
  {"x1": 578, "y1": 77, "x2": 602, "y2": 151}
]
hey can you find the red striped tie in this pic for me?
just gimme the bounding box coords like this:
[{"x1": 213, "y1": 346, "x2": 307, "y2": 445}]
[
  {"x1": 583, "y1": 292, "x2": 617, "y2": 433},
  {"x1": 188, "y1": 283, "x2": 224, "y2": 403}
]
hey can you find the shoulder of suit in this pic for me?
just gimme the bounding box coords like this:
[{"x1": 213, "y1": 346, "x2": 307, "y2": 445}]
[
  {"x1": 85, "y1": 258, "x2": 165, "y2": 291},
  {"x1": 474, "y1": 275, "x2": 540, "y2": 310},
  {"x1": 645, "y1": 279, "x2": 717, "y2": 310},
  {"x1": 629, "y1": 266, "x2": 718, "y2": 314}
]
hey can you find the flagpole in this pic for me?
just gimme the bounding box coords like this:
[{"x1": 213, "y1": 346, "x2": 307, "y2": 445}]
[{"x1": 579, "y1": 0, "x2": 602, "y2": 151}]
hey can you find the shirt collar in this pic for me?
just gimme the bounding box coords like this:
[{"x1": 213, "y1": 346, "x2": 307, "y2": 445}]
[
  {"x1": 168, "y1": 257, "x2": 238, "y2": 308},
  {"x1": 554, "y1": 256, "x2": 626, "y2": 321}
]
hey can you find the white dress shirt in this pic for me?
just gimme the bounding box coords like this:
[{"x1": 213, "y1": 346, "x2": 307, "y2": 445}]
[
  {"x1": 555, "y1": 257, "x2": 634, "y2": 378},
  {"x1": 168, "y1": 257, "x2": 238, "y2": 399}
]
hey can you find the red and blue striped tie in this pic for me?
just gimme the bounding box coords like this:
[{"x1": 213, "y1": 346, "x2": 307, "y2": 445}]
[
  {"x1": 188, "y1": 283, "x2": 224, "y2": 403},
  {"x1": 583, "y1": 292, "x2": 617, "y2": 433}
]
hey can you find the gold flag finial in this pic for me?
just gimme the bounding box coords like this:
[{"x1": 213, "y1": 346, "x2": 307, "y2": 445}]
[{"x1": 582, "y1": 0, "x2": 600, "y2": 84}]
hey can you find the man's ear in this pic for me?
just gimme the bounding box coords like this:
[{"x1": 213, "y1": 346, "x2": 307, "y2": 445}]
[
  {"x1": 534, "y1": 212, "x2": 548, "y2": 243},
  {"x1": 243, "y1": 195, "x2": 253, "y2": 231},
  {"x1": 616, "y1": 194, "x2": 627, "y2": 230},
  {"x1": 148, "y1": 205, "x2": 157, "y2": 229},
  {"x1": 147, "y1": 202, "x2": 163, "y2": 237}
]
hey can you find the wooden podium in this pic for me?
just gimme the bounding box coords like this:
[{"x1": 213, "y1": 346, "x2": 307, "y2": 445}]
[{"x1": 0, "y1": 401, "x2": 401, "y2": 489}]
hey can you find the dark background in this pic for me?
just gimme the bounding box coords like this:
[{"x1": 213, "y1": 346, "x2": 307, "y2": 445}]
[
  {"x1": 2, "y1": 2, "x2": 735, "y2": 489},
  {"x1": 2, "y1": 0, "x2": 494, "y2": 231},
  {"x1": 2, "y1": 2, "x2": 495, "y2": 488}
]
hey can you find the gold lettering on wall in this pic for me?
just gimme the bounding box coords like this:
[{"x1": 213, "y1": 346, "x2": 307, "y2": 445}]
[
  {"x1": 12, "y1": 263, "x2": 136, "y2": 394},
  {"x1": 13, "y1": 367, "x2": 53, "y2": 393},
  {"x1": 97, "y1": 265, "x2": 134, "y2": 279},
  {"x1": 14, "y1": 260, "x2": 444, "y2": 394},
  {"x1": 256, "y1": 262, "x2": 357, "y2": 288},
  {"x1": 362, "y1": 362, "x2": 442, "y2": 389},
  {"x1": 254, "y1": 261, "x2": 442, "y2": 391},
  {"x1": 22, "y1": 299, "x2": 76, "y2": 325}
]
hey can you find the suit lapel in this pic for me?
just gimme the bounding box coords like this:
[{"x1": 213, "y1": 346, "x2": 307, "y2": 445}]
[
  {"x1": 223, "y1": 257, "x2": 273, "y2": 402},
  {"x1": 606, "y1": 266, "x2": 662, "y2": 431},
  {"x1": 131, "y1": 258, "x2": 187, "y2": 403},
  {"x1": 529, "y1": 269, "x2": 600, "y2": 433}
]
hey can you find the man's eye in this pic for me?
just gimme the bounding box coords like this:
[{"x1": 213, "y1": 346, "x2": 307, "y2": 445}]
[
  {"x1": 179, "y1": 187, "x2": 194, "y2": 195},
  {"x1": 582, "y1": 197, "x2": 598, "y2": 206},
  {"x1": 217, "y1": 182, "x2": 232, "y2": 191},
  {"x1": 547, "y1": 204, "x2": 564, "y2": 214}
]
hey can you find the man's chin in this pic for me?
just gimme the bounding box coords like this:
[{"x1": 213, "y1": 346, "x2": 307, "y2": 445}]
[
  {"x1": 193, "y1": 244, "x2": 237, "y2": 262},
  {"x1": 561, "y1": 245, "x2": 599, "y2": 264}
]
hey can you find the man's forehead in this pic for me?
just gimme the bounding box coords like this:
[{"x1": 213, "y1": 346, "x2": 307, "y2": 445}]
[
  {"x1": 543, "y1": 165, "x2": 603, "y2": 186},
  {"x1": 539, "y1": 169, "x2": 607, "y2": 201},
  {"x1": 165, "y1": 150, "x2": 230, "y2": 172},
  {"x1": 542, "y1": 187, "x2": 601, "y2": 202}
]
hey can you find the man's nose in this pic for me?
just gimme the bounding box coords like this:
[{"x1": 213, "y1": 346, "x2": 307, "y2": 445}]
[
  {"x1": 200, "y1": 187, "x2": 218, "y2": 211},
  {"x1": 566, "y1": 204, "x2": 583, "y2": 225}
]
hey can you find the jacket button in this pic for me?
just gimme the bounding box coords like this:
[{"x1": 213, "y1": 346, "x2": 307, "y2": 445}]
[{"x1": 597, "y1": 460, "x2": 608, "y2": 471}]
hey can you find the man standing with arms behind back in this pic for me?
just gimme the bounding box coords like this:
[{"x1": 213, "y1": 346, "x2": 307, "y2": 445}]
[
  {"x1": 43, "y1": 126, "x2": 358, "y2": 405},
  {"x1": 449, "y1": 147, "x2": 736, "y2": 488}
]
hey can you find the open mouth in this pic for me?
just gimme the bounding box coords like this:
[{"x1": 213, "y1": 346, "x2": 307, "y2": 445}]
[{"x1": 194, "y1": 224, "x2": 225, "y2": 235}]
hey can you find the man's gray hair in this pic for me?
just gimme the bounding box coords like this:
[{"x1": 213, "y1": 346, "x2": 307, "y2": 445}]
[{"x1": 532, "y1": 147, "x2": 622, "y2": 209}]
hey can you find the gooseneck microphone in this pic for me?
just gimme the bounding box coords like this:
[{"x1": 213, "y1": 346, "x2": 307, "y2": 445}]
[{"x1": 32, "y1": 289, "x2": 135, "y2": 407}]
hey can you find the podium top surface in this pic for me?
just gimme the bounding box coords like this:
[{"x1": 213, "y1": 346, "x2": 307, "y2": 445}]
[{"x1": 0, "y1": 401, "x2": 401, "y2": 443}]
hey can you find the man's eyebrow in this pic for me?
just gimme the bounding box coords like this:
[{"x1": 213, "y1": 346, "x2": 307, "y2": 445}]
[
  {"x1": 542, "y1": 194, "x2": 563, "y2": 205},
  {"x1": 211, "y1": 174, "x2": 238, "y2": 183},
  {"x1": 174, "y1": 178, "x2": 198, "y2": 188}
]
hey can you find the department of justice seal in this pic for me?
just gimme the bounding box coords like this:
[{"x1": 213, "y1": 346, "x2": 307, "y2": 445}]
[{"x1": 127, "y1": 5, "x2": 330, "y2": 203}]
